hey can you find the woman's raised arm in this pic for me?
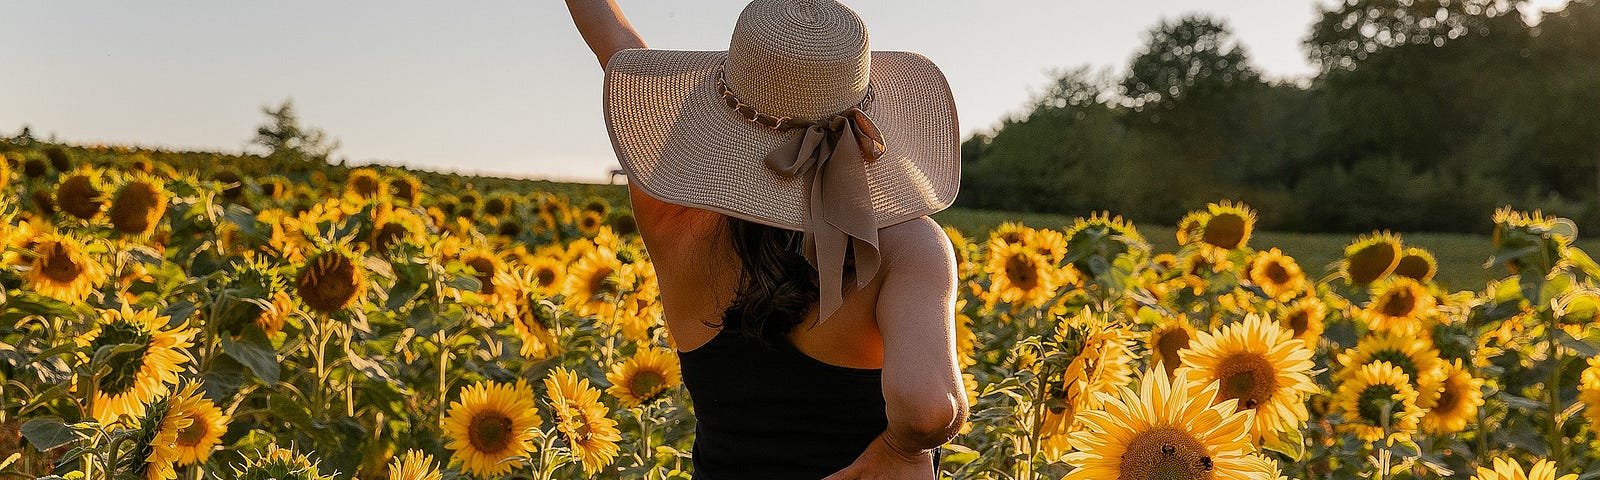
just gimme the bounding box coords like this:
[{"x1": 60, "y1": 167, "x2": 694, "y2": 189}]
[{"x1": 566, "y1": 0, "x2": 647, "y2": 68}]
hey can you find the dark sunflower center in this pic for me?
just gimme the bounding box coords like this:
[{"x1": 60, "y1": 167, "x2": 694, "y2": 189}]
[
  {"x1": 373, "y1": 222, "x2": 408, "y2": 253},
  {"x1": 1003, "y1": 254, "x2": 1039, "y2": 290},
  {"x1": 1377, "y1": 289, "x2": 1417, "y2": 318},
  {"x1": 109, "y1": 181, "x2": 163, "y2": 235},
  {"x1": 176, "y1": 417, "x2": 209, "y2": 447},
  {"x1": 1347, "y1": 244, "x2": 1398, "y2": 284},
  {"x1": 57, "y1": 174, "x2": 104, "y2": 219},
  {"x1": 1118, "y1": 426, "x2": 1214, "y2": 480},
  {"x1": 629, "y1": 370, "x2": 667, "y2": 399},
  {"x1": 350, "y1": 176, "x2": 380, "y2": 198},
  {"x1": 1155, "y1": 328, "x2": 1191, "y2": 375},
  {"x1": 94, "y1": 323, "x2": 152, "y2": 395},
  {"x1": 1202, "y1": 214, "x2": 1246, "y2": 250},
  {"x1": 1000, "y1": 231, "x2": 1025, "y2": 245},
  {"x1": 1214, "y1": 353, "x2": 1279, "y2": 411},
  {"x1": 1433, "y1": 382, "x2": 1462, "y2": 414},
  {"x1": 535, "y1": 268, "x2": 557, "y2": 288},
  {"x1": 1356, "y1": 384, "x2": 1403, "y2": 425},
  {"x1": 467, "y1": 411, "x2": 515, "y2": 454},
  {"x1": 1393, "y1": 255, "x2": 1430, "y2": 280},
  {"x1": 588, "y1": 266, "x2": 618, "y2": 299},
  {"x1": 39, "y1": 243, "x2": 85, "y2": 283},
  {"x1": 560, "y1": 406, "x2": 594, "y2": 443},
  {"x1": 1286, "y1": 310, "x2": 1311, "y2": 337},
  {"x1": 1262, "y1": 261, "x2": 1291, "y2": 285},
  {"x1": 296, "y1": 253, "x2": 361, "y2": 313}
]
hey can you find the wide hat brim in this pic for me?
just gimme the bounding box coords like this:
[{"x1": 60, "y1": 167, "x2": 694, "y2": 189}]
[{"x1": 602, "y1": 48, "x2": 960, "y2": 231}]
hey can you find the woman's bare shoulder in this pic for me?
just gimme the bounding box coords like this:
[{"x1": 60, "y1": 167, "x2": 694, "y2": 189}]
[{"x1": 878, "y1": 216, "x2": 955, "y2": 269}]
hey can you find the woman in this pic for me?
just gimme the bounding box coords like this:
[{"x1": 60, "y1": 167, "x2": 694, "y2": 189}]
[{"x1": 566, "y1": 1, "x2": 967, "y2": 478}]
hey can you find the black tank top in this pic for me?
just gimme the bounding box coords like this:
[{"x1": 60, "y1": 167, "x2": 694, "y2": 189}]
[{"x1": 678, "y1": 327, "x2": 889, "y2": 479}]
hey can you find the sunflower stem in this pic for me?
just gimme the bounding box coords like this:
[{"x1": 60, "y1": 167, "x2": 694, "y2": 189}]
[{"x1": 1544, "y1": 308, "x2": 1565, "y2": 466}]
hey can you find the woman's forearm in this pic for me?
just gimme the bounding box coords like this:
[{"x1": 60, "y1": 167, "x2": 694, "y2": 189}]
[{"x1": 565, "y1": 0, "x2": 647, "y2": 68}]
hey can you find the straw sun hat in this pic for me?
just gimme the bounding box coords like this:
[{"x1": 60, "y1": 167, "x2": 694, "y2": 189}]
[{"x1": 603, "y1": 0, "x2": 959, "y2": 323}]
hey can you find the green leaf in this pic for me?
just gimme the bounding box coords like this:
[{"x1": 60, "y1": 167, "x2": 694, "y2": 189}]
[
  {"x1": 219, "y1": 326, "x2": 280, "y2": 385},
  {"x1": 346, "y1": 350, "x2": 400, "y2": 387},
  {"x1": 267, "y1": 394, "x2": 316, "y2": 432},
  {"x1": 20, "y1": 417, "x2": 77, "y2": 451},
  {"x1": 445, "y1": 275, "x2": 482, "y2": 293},
  {"x1": 1263, "y1": 426, "x2": 1307, "y2": 461},
  {"x1": 1566, "y1": 248, "x2": 1600, "y2": 280},
  {"x1": 1558, "y1": 329, "x2": 1600, "y2": 358}
]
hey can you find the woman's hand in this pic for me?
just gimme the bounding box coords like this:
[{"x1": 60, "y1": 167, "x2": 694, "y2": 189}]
[{"x1": 821, "y1": 431, "x2": 937, "y2": 480}]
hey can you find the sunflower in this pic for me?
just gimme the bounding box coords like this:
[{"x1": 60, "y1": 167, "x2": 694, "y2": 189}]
[
  {"x1": 955, "y1": 298, "x2": 978, "y2": 369},
  {"x1": 1180, "y1": 315, "x2": 1318, "y2": 449},
  {"x1": 26, "y1": 231, "x2": 107, "y2": 304},
  {"x1": 1061, "y1": 365, "x2": 1274, "y2": 480},
  {"x1": 1175, "y1": 210, "x2": 1209, "y2": 246},
  {"x1": 295, "y1": 248, "x2": 366, "y2": 314},
  {"x1": 617, "y1": 287, "x2": 661, "y2": 343},
  {"x1": 1362, "y1": 277, "x2": 1437, "y2": 336},
  {"x1": 1335, "y1": 333, "x2": 1445, "y2": 409},
  {"x1": 227, "y1": 444, "x2": 336, "y2": 480},
  {"x1": 1200, "y1": 201, "x2": 1256, "y2": 251},
  {"x1": 459, "y1": 248, "x2": 517, "y2": 316},
  {"x1": 80, "y1": 305, "x2": 197, "y2": 424},
  {"x1": 389, "y1": 173, "x2": 423, "y2": 206},
  {"x1": 1470, "y1": 458, "x2": 1578, "y2": 480},
  {"x1": 1039, "y1": 312, "x2": 1134, "y2": 459},
  {"x1": 387, "y1": 449, "x2": 443, "y2": 480},
  {"x1": 1420, "y1": 359, "x2": 1484, "y2": 434},
  {"x1": 1146, "y1": 316, "x2": 1197, "y2": 378},
  {"x1": 545, "y1": 367, "x2": 622, "y2": 475},
  {"x1": 1332, "y1": 361, "x2": 1423, "y2": 443},
  {"x1": 1342, "y1": 232, "x2": 1403, "y2": 285},
  {"x1": 605, "y1": 347, "x2": 683, "y2": 408},
  {"x1": 108, "y1": 172, "x2": 170, "y2": 236},
  {"x1": 609, "y1": 211, "x2": 638, "y2": 236},
  {"x1": 1491, "y1": 207, "x2": 1573, "y2": 276},
  {"x1": 577, "y1": 210, "x2": 606, "y2": 236},
  {"x1": 369, "y1": 207, "x2": 425, "y2": 254},
  {"x1": 989, "y1": 221, "x2": 1035, "y2": 247},
  {"x1": 56, "y1": 166, "x2": 107, "y2": 220},
  {"x1": 983, "y1": 238, "x2": 1062, "y2": 309},
  {"x1": 581, "y1": 197, "x2": 611, "y2": 216},
  {"x1": 1030, "y1": 227, "x2": 1067, "y2": 264},
  {"x1": 1061, "y1": 212, "x2": 1150, "y2": 275},
  {"x1": 442, "y1": 379, "x2": 542, "y2": 477},
  {"x1": 123, "y1": 383, "x2": 200, "y2": 480},
  {"x1": 1277, "y1": 298, "x2": 1327, "y2": 345},
  {"x1": 1244, "y1": 248, "x2": 1306, "y2": 301},
  {"x1": 1391, "y1": 247, "x2": 1437, "y2": 283},
  {"x1": 524, "y1": 255, "x2": 567, "y2": 298},
  {"x1": 30, "y1": 188, "x2": 56, "y2": 215},
  {"x1": 1578, "y1": 356, "x2": 1600, "y2": 425},
  {"x1": 167, "y1": 383, "x2": 229, "y2": 466},
  {"x1": 564, "y1": 246, "x2": 629, "y2": 318},
  {"x1": 512, "y1": 285, "x2": 563, "y2": 359},
  {"x1": 344, "y1": 168, "x2": 386, "y2": 200}
]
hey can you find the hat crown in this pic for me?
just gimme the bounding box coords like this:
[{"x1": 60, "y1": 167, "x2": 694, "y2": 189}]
[{"x1": 724, "y1": 0, "x2": 871, "y2": 121}]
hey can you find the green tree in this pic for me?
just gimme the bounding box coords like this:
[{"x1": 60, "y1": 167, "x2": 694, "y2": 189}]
[
  {"x1": 1121, "y1": 15, "x2": 1261, "y2": 120},
  {"x1": 252, "y1": 99, "x2": 340, "y2": 163}
]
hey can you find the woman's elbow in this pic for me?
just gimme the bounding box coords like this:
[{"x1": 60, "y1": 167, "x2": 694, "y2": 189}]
[{"x1": 891, "y1": 392, "x2": 968, "y2": 447}]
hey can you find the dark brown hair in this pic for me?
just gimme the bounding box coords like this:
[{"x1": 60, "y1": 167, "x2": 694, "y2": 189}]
[{"x1": 713, "y1": 216, "x2": 819, "y2": 344}]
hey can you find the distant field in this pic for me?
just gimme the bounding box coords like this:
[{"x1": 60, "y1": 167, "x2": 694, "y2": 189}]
[{"x1": 551, "y1": 183, "x2": 1589, "y2": 291}]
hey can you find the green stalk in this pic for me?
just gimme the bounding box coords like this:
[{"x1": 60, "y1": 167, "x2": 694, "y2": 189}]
[{"x1": 1545, "y1": 309, "x2": 1564, "y2": 466}]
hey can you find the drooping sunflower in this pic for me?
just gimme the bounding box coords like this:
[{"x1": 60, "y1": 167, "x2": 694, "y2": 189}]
[
  {"x1": 1391, "y1": 247, "x2": 1438, "y2": 283},
  {"x1": 121, "y1": 383, "x2": 200, "y2": 480},
  {"x1": 564, "y1": 246, "x2": 630, "y2": 318},
  {"x1": 26, "y1": 231, "x2": 107, "y2": 304},
  {"x1": 1362, "y1": 277, "x2": 1437, "y2": 336},
  {"x1": 1061, "y1": 212, "x2": 1150, "y2": 276},
  {"x1": 1342, "y1": 232, "x2": 1403, "y2": 285},
  {"x1": 1491, "y1": 207, "x2": 1574, "y2": 277},
  {"x1": 1335, "y1": 333, "x2": 1445, "y2": 409},
  {"x1": 387, "y1": 449, "x2": 443, "y2": 480},
  {"x1": 295, "y1": 248, "x2": 366, "y2": 314},
  {"x1": 1175, "y1": 210, "x2": 1209, "y2": 246},
  {"x1": 545, "y1": 367, "x2": 622, "y2": 475},
  {"x1": 56, "y1": 166, "x2": 108, "y2": 220},
  {"x1": 1244, "y1": 248, "x2": 1306, "y2": 301},
  {"x1": 1332, "y1": 360, "x2": 1423, "y2": 443},
  {"x1": 79, "y1": 305, "x2": 197, "y2": 424},
  {"x1": 605, "y1": 347, "x2": 683, "y2": 408},
  {"x1": 1420, "y1": 359, "x2": 1485, "y2": 434},
  {"x1": 108, "y1": 172, "x2": 170, "y2": 236},
  {"x1": 1276, "y1": 297, "x2": 1327, "y2": 345},
  {"x1": 512, "y1": 282, "x2": 564, "y2": 359},
  {"x1": 983, "y1": 238, "x2": 1062, "y2": 309},
  {"x1": 1180, "y1": 315, "x2": 1318, "y2": 449},
  {"x1": 1146, "y1": 316, "x2": 1197, "y2": 378},
  {"x1": 442, "y1": 379, "x2": 542, "y2": 477},
  {"x1": 1470, "y1": 458, "x2": 1578, "y2": 480},
  {"x1": 1062, "y1": 365, "x2": 1275, "y2": 480},
  {"x1": 1039, "y1": 312, "x2": 1134, "y2": 459}
]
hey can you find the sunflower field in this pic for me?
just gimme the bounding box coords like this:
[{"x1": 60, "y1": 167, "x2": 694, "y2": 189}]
[{"x1": 1, "y1": 141, "x2": 1599, "y2": 480}]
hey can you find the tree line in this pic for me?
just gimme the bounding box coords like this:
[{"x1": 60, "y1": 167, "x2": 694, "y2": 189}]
[{"x1": 958, "y1": 0, "x2": 1600, "y2": 234}]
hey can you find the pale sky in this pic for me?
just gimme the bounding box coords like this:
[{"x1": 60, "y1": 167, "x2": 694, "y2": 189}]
[{"x1": 0, "y1": 1, "x2": 1571, "y2": 183}]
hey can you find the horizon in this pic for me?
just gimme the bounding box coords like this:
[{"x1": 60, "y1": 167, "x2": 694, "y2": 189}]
[{"x1": 0, "y1": 0, "x2": 1572, "y2": 183}]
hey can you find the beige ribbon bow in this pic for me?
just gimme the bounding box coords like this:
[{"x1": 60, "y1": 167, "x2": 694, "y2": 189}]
[{"x1": 763, "y1": 107, "x2": 888, "y2": 325}]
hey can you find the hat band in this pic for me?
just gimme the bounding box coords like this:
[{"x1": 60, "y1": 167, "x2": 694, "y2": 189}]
[{"x1": 715, "y1": 64, "x2": 875, "y2": 133}]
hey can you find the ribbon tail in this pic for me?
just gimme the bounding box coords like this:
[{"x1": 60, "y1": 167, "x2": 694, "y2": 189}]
[{"x1": 823, "y1": 121, "x2": 881, "y2": 290}]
